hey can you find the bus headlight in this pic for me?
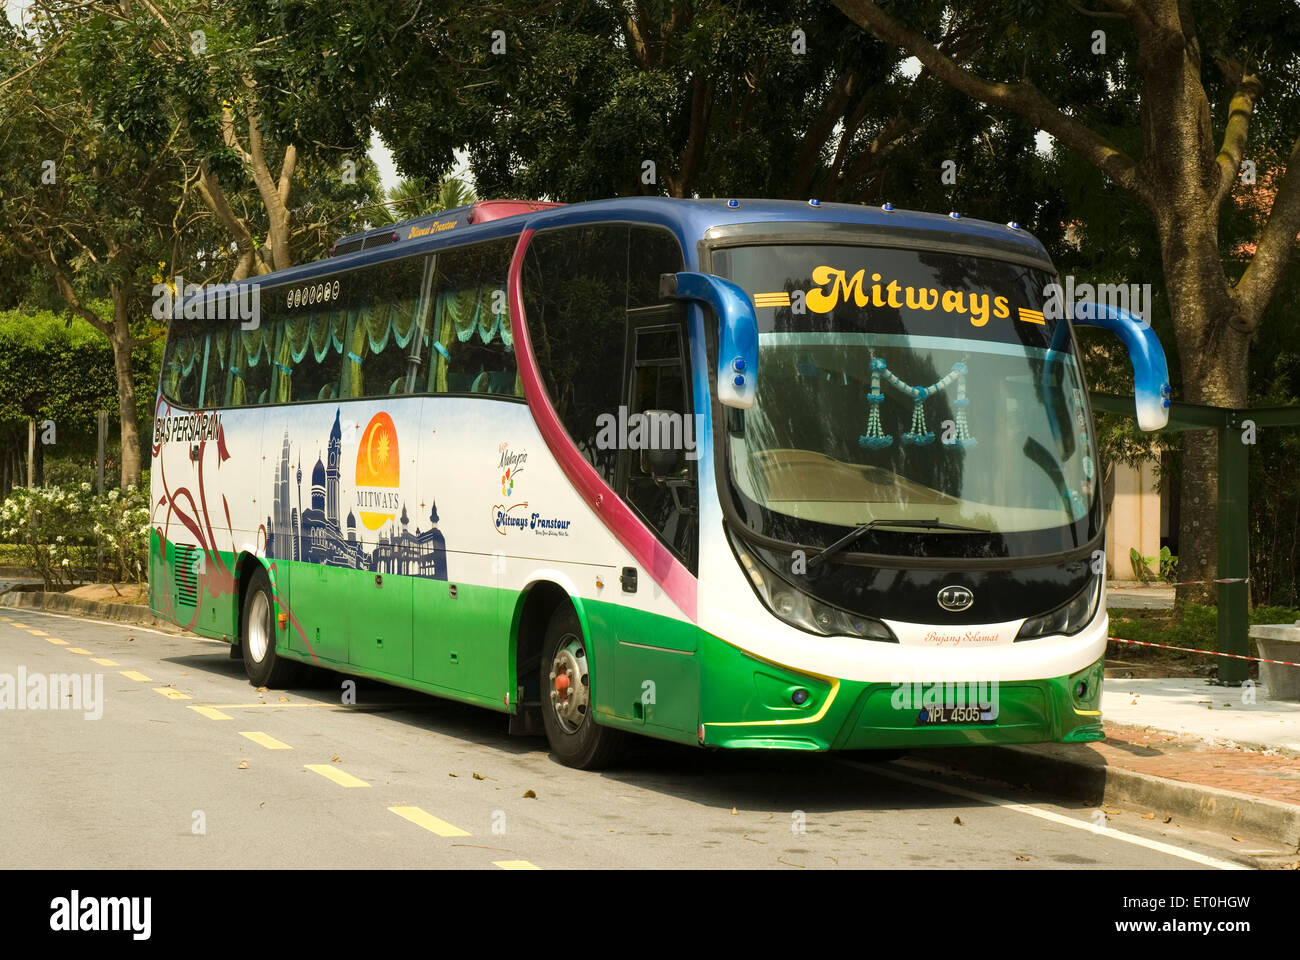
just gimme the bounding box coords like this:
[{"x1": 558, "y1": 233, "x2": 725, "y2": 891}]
[
  {"x1": 1015, "y1": 576, "x2": 1101, "y2": 641},
  {"x1": 735, "y1": 542, "x2": 897, "y2": 642}
]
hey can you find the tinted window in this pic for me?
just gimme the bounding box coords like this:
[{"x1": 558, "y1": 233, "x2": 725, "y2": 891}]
[
  {"x1": 341, "y1": 257, "x2": 427, "y2": 398},
  {"x1": 425, "y1": 238, "x2": 519, "y2": 397},
  {"x1": 161, "y1": 324, "x2": 204, "y2": 407},
  {"x1": 522, "y1": 224, "x2": 630, "y2": 485},
  {"x1": 522, "y1": 223, "x2": 694, "y2": 568}
]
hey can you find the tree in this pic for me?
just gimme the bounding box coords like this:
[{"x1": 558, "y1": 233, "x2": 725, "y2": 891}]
[
  {"x1": 67, "y1": 0, "x2": 389, "y2": 279},
  {"x1": 374, "y1": 0, "x2": 1020, "y2": 204},
  {"x1": 370, "y1": 175, "x2": 477, "y2": 225},
  {"x1": 833, "y1": 0, "x2": 1300, "y2": 600},
  {"x1": 0, "y1": 8, "x2": 182, "y2": 488}
]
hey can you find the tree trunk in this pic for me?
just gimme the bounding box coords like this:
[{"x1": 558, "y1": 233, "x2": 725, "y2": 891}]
[
  {"x1": 110, "y1": 288, "x2": 143, "y2": 489},
  {"x1": 1159, "y1": 217, "x2": 1251, "y2": 606}
]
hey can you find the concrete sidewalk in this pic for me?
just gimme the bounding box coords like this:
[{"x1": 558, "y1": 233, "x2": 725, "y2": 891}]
[
  {"x1": 1106, "y1": 580, "x2": 1175, "y2": 610},
  {"x1": 1101, "y1": 677, "x2": 1300, "y2": 756},
  {"x1": 933, "y1": 677, "x2": 1300, "y2": 861}
]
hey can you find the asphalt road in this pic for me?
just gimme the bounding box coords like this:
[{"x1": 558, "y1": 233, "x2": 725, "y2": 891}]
[{"x1": 0, "y1": 607, "x2": 1258, "y2": 870}]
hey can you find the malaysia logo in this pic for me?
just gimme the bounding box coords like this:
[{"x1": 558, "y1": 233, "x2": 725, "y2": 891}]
[
  {"x1": 498, "y1": 442, "x2": 526, "y2": 499},
  {"x1": 356, "y1": 412, "x2": 400, "y2": 530}
]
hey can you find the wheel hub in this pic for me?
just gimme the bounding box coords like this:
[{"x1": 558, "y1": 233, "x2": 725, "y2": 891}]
[
  {"x1": 548, "y1": 635, "x2": 589, "y2": 734},
  {"x1": 247, "y1": 590, "x2": 271, "y2": 664}
]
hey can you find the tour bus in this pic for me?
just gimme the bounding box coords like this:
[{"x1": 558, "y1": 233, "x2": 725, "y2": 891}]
[{"x1": 149, "y1": 196, "x2": 1170, "y2": 768}]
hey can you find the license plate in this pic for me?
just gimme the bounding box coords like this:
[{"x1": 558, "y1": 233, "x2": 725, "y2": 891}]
[{"x1": 915, "y1": 706, "x2": 996, "y2": 725}]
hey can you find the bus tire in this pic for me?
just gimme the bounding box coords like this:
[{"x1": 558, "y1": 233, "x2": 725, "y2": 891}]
[
  {"x1": 540, "y1": 603, "x2": 625, "y2": 769},
  {"x1": 241, "y1": 567, "x2": 302, "y2": 688}
]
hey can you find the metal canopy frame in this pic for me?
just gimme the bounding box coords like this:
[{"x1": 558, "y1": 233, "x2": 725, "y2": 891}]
[{"x1": 1091, "y1": 393, "x2": 1300, "y2": 684}]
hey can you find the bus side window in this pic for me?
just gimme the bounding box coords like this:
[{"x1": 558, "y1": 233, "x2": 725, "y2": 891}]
[
  {"x1": 279, "y1": 305, "x2": 345, "y2": 402},
  {"x1": 520, "y1": 224, "x2": 630, "y2": 485},
  {"x1": 229, "y1": 321, "x2": 273, "y2": 406},
  {"x1": 426, "y1": 238, "x2": 519, "y2": 397},
  {"x1": 161, "y1": 326, "x2": 203, "y2": 409},
  {"x1": 624, "y1": 319, "x2": 696, "y2": 564},
  {"x1": 201, "y1": 325, "x2": 229, "y2": 408},
  {"x1": 621, "y1": 226, "x2": 695, "y2": 569},
  {"x1": 344, "y1": 256, "x2": 427, "y2": 398}
]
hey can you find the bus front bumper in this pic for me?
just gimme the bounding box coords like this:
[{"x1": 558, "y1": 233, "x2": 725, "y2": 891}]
[{"x1": 698, "y1": 636, "x2": 1105, "y2": 752}]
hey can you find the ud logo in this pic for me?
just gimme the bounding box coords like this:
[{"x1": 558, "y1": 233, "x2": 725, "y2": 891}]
[{"x1": 937, "y1": 585, "x2": 974, "y2": 612}]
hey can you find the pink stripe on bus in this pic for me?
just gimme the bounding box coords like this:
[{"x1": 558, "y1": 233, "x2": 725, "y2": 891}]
[{"x1": 508, "y1": 228, "x2": 698, "y2": 621}]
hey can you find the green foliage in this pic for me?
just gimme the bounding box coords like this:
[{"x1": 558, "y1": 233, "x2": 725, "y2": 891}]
[
  {"x1": 1250, "y1": 604, "x2": 1300, "y2": 625},
  {"x1": 1110, "y1": 603, "x2": 1219, "y2": 651},
  {"x1": 0, "y1": 483, "x2": 150, "y2": 588},
  {"x1": 0, "y1": 307, "x2": 160, "y2": 460},
  {"x1": 1129, "y1": 546, "x2": 1178, "y2": 583},
  {"x1": 374, "y1": 0, "x2": 1050, "y2": 213},
  {"x1": 370, "y1": 177, "x2": 477, "y2": 225}
]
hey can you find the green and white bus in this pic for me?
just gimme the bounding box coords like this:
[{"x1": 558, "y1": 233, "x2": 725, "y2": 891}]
[{"x1": 150, "y1": 197, "x2": 1170, "y2": 768}]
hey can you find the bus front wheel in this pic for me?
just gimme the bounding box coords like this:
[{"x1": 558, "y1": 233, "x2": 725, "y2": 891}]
[
  {"x1": 241, "y1": 567, "x2": 303, "y2": 689},
  {"x1": 540, "y1": 604, "x2": 625, "y2": 769}
]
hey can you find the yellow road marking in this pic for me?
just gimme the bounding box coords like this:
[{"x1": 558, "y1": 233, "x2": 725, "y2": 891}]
[
  {"x1": 11, "y1": 622, "x2": 30, "y2": 628},
  {"x1": 46, "y1": 638, "x2": 69, "y2": 646},
  {"x1": 189, "y1": 706, "x2": 233, "y2": 720},
  {"x1": 389, "y1": 806, "x2": 471, "y2": 838},
  {"x1": 205, "y1": 702, "x2": 332, "y2": 709},
  {"x1": 240, "y1": 731, "x2": 291, "y2": 750},
  {"x1": 120, "y1": 670, "x2": 152, "y2": 682},
  {"x1": 493, "y1": 860, "x2": 540, "y2": 870},
  {"x1": 154, "y1": 687, "x2": 192, "y2": 700},
  {"x1": 91, "y1": 658, "x2": 119, "y2": 666},
  {"x1": 27, "y1": 629, "x2": 48, "y2": 636},
  {"x1": 66, "y1": 647, "x2": 93, "y2": 655},
  {"x1": 305, "y1": 763, "x2": 369, "y2": 788}
]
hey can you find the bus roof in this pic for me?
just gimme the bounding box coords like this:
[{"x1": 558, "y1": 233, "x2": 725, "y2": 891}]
[{"x1": 185, "y1": 196, "x2": 1052, "y2": 306}]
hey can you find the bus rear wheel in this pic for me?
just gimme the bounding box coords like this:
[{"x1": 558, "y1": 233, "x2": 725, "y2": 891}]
[
  {"x1": 241, "y1": 567, "x2": 303, "y2": 688},
  {"x1": 540, "y1": 603, "x2": 625, "y2": 769}
]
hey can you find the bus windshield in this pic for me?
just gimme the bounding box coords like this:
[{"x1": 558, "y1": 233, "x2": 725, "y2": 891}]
[{"x1": 711, "y1": 243, "x2": 1099, "y2": 559}]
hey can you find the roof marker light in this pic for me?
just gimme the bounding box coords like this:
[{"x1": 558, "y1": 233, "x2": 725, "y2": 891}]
[
  {"x1": 1007, "y1": 221, "x2": 1021, "y2": 230},
  {"x1": 808, "y1": 198, "x2": 821, "y2": 206},
  {"x1": 727, "y1": 199, "x2": 740, "y2": 208},
  {"x1": 949, "y1": 211, "x2": 963, "y2": 219},
  {"x1": 881, "y1": 202, "x2": 895, "y2": 212}
]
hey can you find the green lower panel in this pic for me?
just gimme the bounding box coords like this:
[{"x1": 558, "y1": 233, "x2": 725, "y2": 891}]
[
  {"x1": 149, "y1": 531, "x2": 1107, "y2": 752},
  {"x1": 148, "y1": 529, "x2": 238, "y2": 641},
  {"x1": 699, "y1": 632, "x2": 1106, "y2": 750},
  {"x1": 582, "y1": 600, "x2": 701, "y2": 746},
  {"x1": 412, "y1": 575, "x2": 504, "y2": 700}
]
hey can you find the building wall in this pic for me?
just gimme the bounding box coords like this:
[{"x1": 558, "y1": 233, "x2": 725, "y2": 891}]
[{"x1": 1105, "y1": 459, "x2": 1162, "y2": 580}]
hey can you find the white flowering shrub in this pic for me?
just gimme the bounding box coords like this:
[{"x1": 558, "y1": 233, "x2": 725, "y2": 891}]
[
  {"x1": 89, "y1": 484, "x2": 151, "y2": 584},
  {"x1": 0, "y1": 483, "x2": 150, "y2": 587}
]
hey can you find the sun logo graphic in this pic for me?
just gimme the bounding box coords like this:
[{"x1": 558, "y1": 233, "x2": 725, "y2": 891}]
[{"x1": 355, "y1": 412, "x2": 400, "y2": 530}]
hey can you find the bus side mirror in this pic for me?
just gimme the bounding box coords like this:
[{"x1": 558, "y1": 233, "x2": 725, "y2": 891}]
[
  {"x1": 1071, "y1": 301, "x2": 1171, "y2": 431},
  {"x1": 660, "y1": 272, "x2": 757, "y2": 409}
]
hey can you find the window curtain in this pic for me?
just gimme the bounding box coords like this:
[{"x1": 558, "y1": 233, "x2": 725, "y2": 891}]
[
  {"x1": 346, "y1": 307, "x2": 368, "y2": 398},
  {"x1": 226, "y1": 332, "x2": 248, "y2": 407},
  {"x1": 273, "y1": 322, "x2": 292, "y2": 404},
  {"x1": 164, "y1": 330, "x2": 202, "y2": 399},
  {"x1": 285, "y1": 310, "x2": 312, "y2": 363}
]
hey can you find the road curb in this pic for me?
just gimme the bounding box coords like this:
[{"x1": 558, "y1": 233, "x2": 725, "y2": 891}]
[
  {"x1": 0, "y1": 588, "x2": 175, "y2": 630},
  {"x1": 924, "y1": 744, "x2": 1300, "y2": 852}
]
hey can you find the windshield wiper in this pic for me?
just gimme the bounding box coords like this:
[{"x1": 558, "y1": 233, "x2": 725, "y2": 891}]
[{"x1": 806, "y1": 517, "x2": 992, "y2": 569}]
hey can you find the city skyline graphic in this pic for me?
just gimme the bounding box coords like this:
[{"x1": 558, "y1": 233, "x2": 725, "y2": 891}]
[{"x1": 265, "y1": 408, "x2": 448, "y2": 579}]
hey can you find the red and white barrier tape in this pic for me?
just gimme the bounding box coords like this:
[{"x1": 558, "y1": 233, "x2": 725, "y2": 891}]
[
  {"x1": 1108, "y1": 635, "x2": 1300, "y2": 668},
  {"x1": 1111, "y1": 577, "x2": 1250, "y2": 589}
]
